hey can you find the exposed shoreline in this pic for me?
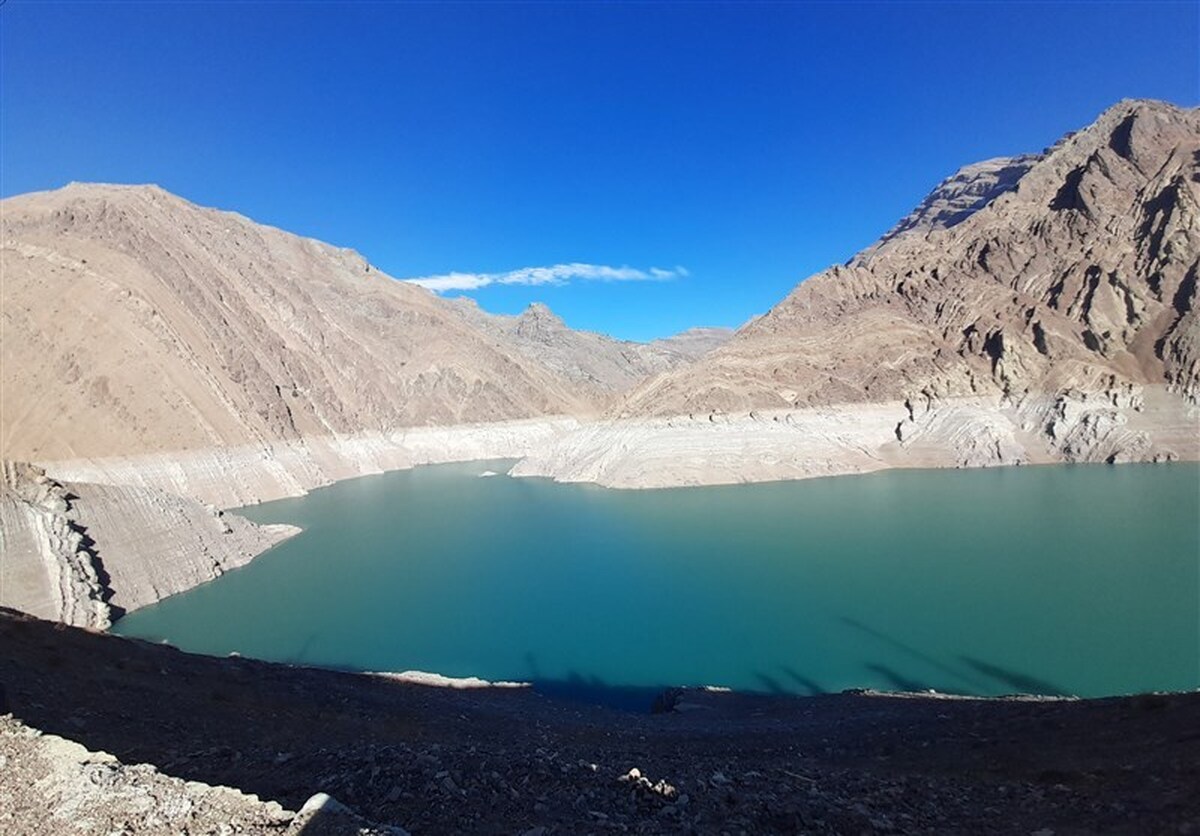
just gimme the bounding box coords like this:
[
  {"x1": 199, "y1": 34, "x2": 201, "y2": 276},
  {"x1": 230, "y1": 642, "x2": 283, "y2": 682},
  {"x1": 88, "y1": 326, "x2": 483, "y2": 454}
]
[
  {"x1": 31, "y1": 385, "x2": 1200, "y2": 506},
  {"x1": 34, "y1": 416, "x2": 584, "y2": 509},
  {"x1": 513, "y1": 386, "x2": 1198, "y2": 488},
  {"x1": 1, "y1": 418, "x2": 582, "y2": 629},
  {"x1": 4, "y1": 387, "x2": 1196, "y2": 629}
]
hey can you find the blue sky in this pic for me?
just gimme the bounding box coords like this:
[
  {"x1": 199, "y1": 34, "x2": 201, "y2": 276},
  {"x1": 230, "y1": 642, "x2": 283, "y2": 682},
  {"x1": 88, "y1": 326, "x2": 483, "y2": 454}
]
[{"x1": 3, "y1": 1, "x2": 1196, "y2": 341}]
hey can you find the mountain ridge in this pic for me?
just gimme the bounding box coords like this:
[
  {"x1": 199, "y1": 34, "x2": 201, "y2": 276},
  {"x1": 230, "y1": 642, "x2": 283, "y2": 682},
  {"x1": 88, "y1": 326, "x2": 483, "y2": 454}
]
[
  {"x1": 0, "y1": 183, "x2": 722, "y2": 463},
  {"x1": 611, "y1": 98, "x2": 1200, "y2": 417},
  {"x1": 448, "y1": 297, "x2": 732, "y2": 396},
  {"x1": 513, "y1": 98, "x2": 1199, "y2": 486}
]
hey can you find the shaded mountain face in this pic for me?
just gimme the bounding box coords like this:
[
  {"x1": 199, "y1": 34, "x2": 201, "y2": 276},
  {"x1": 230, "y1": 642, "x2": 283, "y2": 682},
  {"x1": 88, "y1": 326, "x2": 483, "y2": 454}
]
[
  {"x1": 613, "y1": 100, "x2": 1200, "y2": 418},
  {"x1": 0, "y1": 184, "x2": 601, "y2": 461},
  {"x1": 448, "y1": 298, "x2": 732, "y2": 397}
]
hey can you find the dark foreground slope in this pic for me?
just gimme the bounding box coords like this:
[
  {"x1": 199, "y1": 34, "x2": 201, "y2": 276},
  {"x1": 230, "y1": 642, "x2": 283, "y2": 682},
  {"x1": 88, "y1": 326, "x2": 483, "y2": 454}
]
[{"x1": 1, "y1": 609, "x2": 1196, "y2": 834}]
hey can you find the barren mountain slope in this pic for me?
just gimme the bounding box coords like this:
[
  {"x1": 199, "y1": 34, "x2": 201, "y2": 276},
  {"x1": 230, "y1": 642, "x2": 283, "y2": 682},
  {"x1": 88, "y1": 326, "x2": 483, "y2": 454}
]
[
  {"x1": 615, "y1": 100, "x2": 1199, "y2": 418},
  {"x1": 0, "y1": 184, "x2": 596, "y2": 463},
  {"x1": 449, "y1": 298, "x2": 732, "y2": 395},
  {"x1": 514, "y1": 100, "x2": 1198, "y2": 487}
]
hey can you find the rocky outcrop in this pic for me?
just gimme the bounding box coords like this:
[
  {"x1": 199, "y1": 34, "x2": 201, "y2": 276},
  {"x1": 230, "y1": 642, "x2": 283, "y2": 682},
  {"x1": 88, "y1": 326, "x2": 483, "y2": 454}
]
[
  {"x1": 0, "y1": 462, "x2": 297, "y2": 628},
  {"x1": 0, "y1": 716, "x2": 404, "y2": 835},
  {"x1": 0, "y1": 462, "x2": 110, "y2": 628}
]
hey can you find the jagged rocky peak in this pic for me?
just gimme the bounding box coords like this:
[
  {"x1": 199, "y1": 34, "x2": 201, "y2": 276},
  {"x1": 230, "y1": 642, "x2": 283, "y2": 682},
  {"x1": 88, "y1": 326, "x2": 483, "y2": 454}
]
[
  {"x1": 858, "y1": 99, "x2": 1198, "y2": 265},
  {"x1": 869, "y1": 153, "x2": 1043, "y2": 252},
  {"x1": 513, "y1": 302, "x2": 568, "y2": 342},
  {"x1": 518, "y1": 301, "x2": 565, "y2": 323},
  {"x1": 1103, "y1": 97, "x2": 1199, "y2": 171},
  {"x1": 522, "y1": 301, "x2": 555, "y2": 316}
]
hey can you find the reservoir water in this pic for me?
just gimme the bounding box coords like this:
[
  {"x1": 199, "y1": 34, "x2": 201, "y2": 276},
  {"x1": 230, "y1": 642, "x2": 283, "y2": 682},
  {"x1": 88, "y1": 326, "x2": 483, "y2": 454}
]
[{"x1": 115, "y1": 462, "x2": 1200, "y2": 704}]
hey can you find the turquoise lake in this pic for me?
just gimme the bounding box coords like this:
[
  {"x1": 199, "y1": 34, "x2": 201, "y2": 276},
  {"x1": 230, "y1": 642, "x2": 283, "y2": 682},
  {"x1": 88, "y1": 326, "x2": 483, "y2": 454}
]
[{"x1": 115, "y1": 462, "x2": 1200, "y2": 705}]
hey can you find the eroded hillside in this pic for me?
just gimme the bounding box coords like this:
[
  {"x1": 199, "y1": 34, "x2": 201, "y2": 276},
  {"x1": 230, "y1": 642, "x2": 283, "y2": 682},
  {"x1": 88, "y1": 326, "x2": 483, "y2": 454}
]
[
  {"x1": 513, "y1": 100, "x2": 1199, "y2": 486},
  {"x1": 2, "y1": 185, "x2": 681, "y2": 463},
  {"x1": 618, "y1": 100, "x2": 1199, "y2": 418}
]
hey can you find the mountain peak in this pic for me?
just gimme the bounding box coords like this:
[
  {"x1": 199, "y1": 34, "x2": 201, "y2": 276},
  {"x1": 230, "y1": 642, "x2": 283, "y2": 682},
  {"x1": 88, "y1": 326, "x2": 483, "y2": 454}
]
[
  {"x1": 611, "y1": 97, "x2": 1200, "y2": 424},
  {"x1": 868, "y1": 153, "x2": 1042, "y2": 254},
  {"x1": 518, "y1": 302, "x2": 565, "y2": 326}
]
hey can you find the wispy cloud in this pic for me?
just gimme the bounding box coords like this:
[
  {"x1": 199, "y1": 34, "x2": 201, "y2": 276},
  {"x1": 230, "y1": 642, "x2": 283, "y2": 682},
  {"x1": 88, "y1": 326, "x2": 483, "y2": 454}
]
[{"x1": 403, "y1": 262, "x2": 689, "y2": 293}]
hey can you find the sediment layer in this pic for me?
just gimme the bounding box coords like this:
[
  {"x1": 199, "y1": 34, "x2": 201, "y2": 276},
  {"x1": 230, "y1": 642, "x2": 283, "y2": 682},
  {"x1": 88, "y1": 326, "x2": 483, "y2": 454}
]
[
  {"x1": 35, "y1": 416, "x2": 581, "y2": 508},
  {"x1": 513, "y1": 385, "x2": 1197, "y2": 488},
  {"x1": 0, "y1": 462, "x2": 296, "y2": 629}
]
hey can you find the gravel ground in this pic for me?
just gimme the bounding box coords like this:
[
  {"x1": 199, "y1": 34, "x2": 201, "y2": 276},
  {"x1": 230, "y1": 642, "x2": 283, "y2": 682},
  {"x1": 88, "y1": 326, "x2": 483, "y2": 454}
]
[
  {"x1": 0, "y1": 715, "x2": 408, "y2": 835},
  {"x1": 0, "y1": 607, "x2": 1197, "y2": 834}
]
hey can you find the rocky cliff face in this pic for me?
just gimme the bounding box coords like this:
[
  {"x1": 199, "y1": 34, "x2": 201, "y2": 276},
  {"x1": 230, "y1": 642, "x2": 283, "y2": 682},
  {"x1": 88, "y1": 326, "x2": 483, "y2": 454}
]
[{"x1": 0, "y1": 462, "x2": 297, "y2": 629}]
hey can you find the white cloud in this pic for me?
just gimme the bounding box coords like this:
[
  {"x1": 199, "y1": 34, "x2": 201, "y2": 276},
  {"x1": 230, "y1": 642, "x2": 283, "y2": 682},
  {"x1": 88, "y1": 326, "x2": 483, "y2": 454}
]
[{"x1": 403, "y1": 262, "x2": 687, "y2": 293}]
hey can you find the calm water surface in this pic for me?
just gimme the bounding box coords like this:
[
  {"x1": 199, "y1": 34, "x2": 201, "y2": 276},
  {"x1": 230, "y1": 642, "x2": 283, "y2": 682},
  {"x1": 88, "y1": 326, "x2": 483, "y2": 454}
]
[{"x1": 116, "y1": 463, "x2": 1200, "y2": 702}]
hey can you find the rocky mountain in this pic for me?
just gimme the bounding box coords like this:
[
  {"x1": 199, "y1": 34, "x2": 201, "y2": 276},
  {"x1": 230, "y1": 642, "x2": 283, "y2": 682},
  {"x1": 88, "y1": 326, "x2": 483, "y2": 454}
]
[
  {"x1": 449, "y1": 298, "x2": 731, "y2": 396},
  {"x1": 617, "y1": 100, "x2": 1199, "y2": 416},
  {"x1": 514, "y1": 100, "x2": 1199, "y2": 486},
  {"x1": 0, "y1": 184, "x2": 729, "y2": 468},
  {"x1": 0, "y1": 184, "x2": 599, "y2": 464},
  {"x1": 0, "y1": 184, "x2": 727, "y2": 621},
  {"x1": 862, "y1": 154, "x2": 1043, "y2": 255}
]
